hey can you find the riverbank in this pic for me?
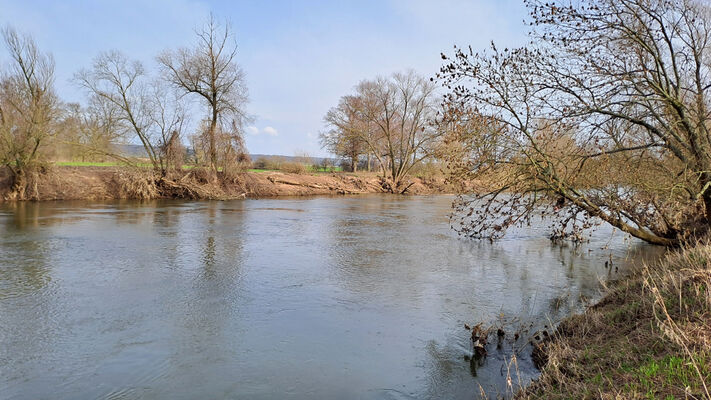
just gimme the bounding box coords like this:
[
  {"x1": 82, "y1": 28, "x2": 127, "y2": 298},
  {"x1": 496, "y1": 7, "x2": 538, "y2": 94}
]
[
  {"x1": 0, "y1": 166, "x2": 455, "y2": 201},
  {"x1": 519, "y1": 245, "x2": 711, "y2": 399}
]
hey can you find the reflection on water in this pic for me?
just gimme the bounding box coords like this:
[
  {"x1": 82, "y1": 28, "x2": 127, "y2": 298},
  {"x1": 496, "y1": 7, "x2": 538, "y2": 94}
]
[{"x1": 0, "y1": 195, "x2": 663, "y2": 399}]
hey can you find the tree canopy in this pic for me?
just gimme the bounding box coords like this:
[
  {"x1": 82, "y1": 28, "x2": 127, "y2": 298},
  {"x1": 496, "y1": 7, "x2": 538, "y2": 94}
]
[
  {"x1": 323, "y1": 71, "x2": 440, "y2": 191},
  {"x1": 439, "y1": 0, "x2": 711, "y2": 246}
]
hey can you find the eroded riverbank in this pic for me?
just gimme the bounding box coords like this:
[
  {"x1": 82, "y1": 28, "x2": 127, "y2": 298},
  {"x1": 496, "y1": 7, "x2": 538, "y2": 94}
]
[{"x1": 0, "y1": 166, "x2": 454, "y2": 201}]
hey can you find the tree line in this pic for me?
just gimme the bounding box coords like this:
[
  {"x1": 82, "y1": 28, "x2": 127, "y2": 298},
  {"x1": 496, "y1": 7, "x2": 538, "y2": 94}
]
[
  {"x1": 320, "y1": 71, "x2": 442, "y2": 192},
  {"x1": 0, "y1": 15, "x2": 249, "y2": 199}
]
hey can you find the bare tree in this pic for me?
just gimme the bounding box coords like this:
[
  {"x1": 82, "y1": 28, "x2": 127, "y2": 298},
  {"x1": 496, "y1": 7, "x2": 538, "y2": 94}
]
[
  {"x1": 75, "y1": 51, "x2": 186, "y2": 176},
  {"x1": 324, "y1": 71, "x2": 440, "y2": 190},
  {"x1": 56, "y1": 97, "x2": 126, "y2": 164},
  {"x1": 51, "y1": 103, "x2": 112, "y2": 162},
  {"x1": 0, "y1": 26, "x2": 58, "y2": 198},
  {"x1": 438, "y1": 0, "x2": 711, "y2": 246},
  {"x1": 157, "y1": 14, "x2": 249, "y2": 172},
  {"x1": 75, "y1": 51, "x2": 157, "y2": 166},
  {"x1": 320, "y1": 99, "x2": 367, "y2": 172},
  {"x1": 190, "y1": 117, "x2": 248, "y2": 174},
  {"x1": 151, "y1": 82, "x2": 187, "y2": 173},
  {"x1": 216, "y1": 119, "x2": 249, "y2": 172}
]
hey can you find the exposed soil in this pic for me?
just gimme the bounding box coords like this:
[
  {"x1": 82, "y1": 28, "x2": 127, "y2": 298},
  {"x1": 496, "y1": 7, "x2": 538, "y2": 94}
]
[{"x1": 0, "y1": 166, "x2": 454, "y2": 201}]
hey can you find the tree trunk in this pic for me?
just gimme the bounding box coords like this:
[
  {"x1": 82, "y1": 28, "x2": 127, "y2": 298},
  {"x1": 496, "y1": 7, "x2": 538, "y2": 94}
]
[
  {"x1": 390, "y1": 160, "x2": 400, "y2": 190},
  {"x1": 10, "y1": 168, "x2": 26, "y2": 200},
  {"x1": 209, "y1": 107, "x2": 218, "y2": 172}
]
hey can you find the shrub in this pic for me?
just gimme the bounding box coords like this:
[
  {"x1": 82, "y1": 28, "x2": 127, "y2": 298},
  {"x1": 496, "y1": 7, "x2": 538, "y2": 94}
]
[
  {"x1": 252, "y1": 157, "x2": 269, "y2": 170},
  {"x1": 411, "y1": 161, "x2": 443, "y2": 180},
  {"x1": 280, "y1": 162, "x2": 306, "y2": 174}
]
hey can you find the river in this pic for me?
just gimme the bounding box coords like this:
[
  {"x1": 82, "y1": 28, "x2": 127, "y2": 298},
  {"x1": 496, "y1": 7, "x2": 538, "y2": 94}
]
[{"x1": 0, "y1": 195, "x2": 661, "y2": 399}]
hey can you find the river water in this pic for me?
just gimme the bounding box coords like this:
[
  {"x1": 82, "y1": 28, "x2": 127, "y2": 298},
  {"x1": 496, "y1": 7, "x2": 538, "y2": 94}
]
[{"x1": 0, "y1": 195, "x2": 661, "y2": 399}]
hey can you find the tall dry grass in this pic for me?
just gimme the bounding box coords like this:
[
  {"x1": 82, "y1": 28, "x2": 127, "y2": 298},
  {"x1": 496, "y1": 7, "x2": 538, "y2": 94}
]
[
  {"x1": 115, "y1": 169, "x2": 160, "y2": 199},
  {"x1": 518, "y1": 245, "x2": 711, "y2": 399},
  {"x1": 644, "y1": 247, "x2": 711, "y2": 399}
]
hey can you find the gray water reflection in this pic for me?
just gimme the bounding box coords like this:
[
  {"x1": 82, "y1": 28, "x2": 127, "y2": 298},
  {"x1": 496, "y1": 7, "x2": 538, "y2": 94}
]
[{"x1": 0, "y1": 195, "x2": 663, "y2": 399}]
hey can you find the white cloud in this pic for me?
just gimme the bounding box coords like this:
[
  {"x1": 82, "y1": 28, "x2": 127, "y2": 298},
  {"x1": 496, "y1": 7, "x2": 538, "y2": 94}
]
[
  {"x1": 262, "y1": 126, "x2": 278, "y2": 136},
  {"x1": 245, "y1": 125, "x2": 278, "y2": 136}
]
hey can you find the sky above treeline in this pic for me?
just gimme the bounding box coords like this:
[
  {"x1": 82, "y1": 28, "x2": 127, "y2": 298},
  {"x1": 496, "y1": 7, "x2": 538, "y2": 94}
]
[{"x1": 0, "y1": 0, "x2": 528, "y2": 157}]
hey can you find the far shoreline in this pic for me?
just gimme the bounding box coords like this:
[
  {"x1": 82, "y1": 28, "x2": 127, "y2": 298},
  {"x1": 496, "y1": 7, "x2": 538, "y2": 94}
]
[{"x1": 0, "y1": 165, "x2": 456, "y2": 202}]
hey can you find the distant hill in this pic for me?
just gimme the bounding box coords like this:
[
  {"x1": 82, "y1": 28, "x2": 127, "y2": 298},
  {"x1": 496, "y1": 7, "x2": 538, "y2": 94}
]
[
  {"x1": 112, "y1": 144, "x2": 149, "y2": 157},
  {"x1": 249, "y1": 154, "x2": 335, "y2": 164}
]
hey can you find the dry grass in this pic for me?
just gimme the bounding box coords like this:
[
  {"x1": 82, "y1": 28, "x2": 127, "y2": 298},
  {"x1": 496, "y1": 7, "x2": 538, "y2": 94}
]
[
  {"x1": 112, "y1": 167, "x2": 233, "y2": 200},
  {"x1": 161, "y1": 168, "x2": 239, "y2": 200},
  {"x1": 114, "y1": 169, "x2": 160, "y2": 199},
  {"x1": 519, "y1": 245, "x2": 711, "y2": 400}
]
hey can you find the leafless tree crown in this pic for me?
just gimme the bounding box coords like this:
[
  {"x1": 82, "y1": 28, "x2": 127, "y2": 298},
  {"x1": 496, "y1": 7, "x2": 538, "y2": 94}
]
[
  {"x1": 0, "y1": 26, "x2": 59, "y2": 197},
  {"x1": 438, "y1": 0, "x2": 711, "y2": 246},
  {"x1": 323, "y1": 71, "x2": 440, "y2": 191},
  {"x1": 158, "y1": 14, "x2": 250, "y2": 171}
]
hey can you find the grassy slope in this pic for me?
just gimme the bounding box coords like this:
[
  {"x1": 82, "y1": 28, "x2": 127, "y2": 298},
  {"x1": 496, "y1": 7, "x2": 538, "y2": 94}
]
[{"x1": 519, "y1": 246, "x2": 711, "y2": 400}]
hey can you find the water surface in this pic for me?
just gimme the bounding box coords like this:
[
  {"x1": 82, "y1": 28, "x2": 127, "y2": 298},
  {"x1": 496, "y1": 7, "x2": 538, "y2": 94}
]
[{"x1": 0, "y1": 195, "x2": 661, "y2": 399}]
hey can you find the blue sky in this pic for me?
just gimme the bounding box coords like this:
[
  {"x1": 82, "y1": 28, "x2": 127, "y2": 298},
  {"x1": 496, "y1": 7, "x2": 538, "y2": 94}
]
[{"x1": 0, "y1": 0, "x2": 528, "y2": 157}]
